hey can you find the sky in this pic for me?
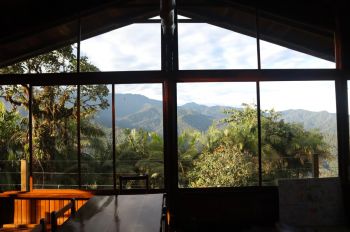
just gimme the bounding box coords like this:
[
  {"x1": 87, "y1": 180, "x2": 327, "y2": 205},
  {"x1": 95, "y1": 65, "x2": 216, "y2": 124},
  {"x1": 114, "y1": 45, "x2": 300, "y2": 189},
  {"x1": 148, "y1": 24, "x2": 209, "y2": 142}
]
[{"x1": 80, "y1": 19, "x2": 337, "y2": 113}]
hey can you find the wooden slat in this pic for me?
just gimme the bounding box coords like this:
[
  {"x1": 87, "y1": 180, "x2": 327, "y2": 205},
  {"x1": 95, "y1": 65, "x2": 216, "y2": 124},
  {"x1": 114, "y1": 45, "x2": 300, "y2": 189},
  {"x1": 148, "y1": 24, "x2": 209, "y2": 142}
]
[
  {"x1": 45, "y1": 200, "x2": 50, "y2": 222},
  {"x1": 20, "y1": 199, "x2": 23, "y2": 224},
  {"x1": 35, "y1": 200, "x2": 40, "y2": 224},
  {"x1": 22, "y1": 199, "x2": 28, "y2": 224},
  {"x1": 54, "y1": 200, "x2": 59, "y2": 224},
  {"x1": 39, "y1": 200, "x2": 45, "y2": 223},
  {"x1": 50, "y1": 200, "x2": 54, "y2": 218},
  {"x1": 30, "y1": 199, "x2": 36, "y2": 224},
  {"x1": 14, "y1": 199, "x2": 18, "y2": 224}
]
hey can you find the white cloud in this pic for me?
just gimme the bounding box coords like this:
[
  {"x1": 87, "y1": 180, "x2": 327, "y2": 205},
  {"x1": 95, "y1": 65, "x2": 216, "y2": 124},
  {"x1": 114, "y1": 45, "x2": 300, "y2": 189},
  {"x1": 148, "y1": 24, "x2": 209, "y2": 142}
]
[
  {"x1": 177, "y1": 82, "x2": 257, "y2": 107},
  {"x1": 79, "y1": 22, "x2": 337, "y2": 112},
  {"x1": 115, "y1": 84, "x2": 163, "y2": 101},
  {"x1": 178, "y1": 23, "x2": 257, "y2": 69},
  {"x1": 177, "y1": 81, "x2": 336, "y2": 113},
  {"x1": 260, "y1": 81, "x2": 336, "y2": 113},
  {"x1": 81, "y1": 24, "x2": 161, "y2": 71},
  {"x1": 260, "y1": 40, "x2": 335, "y2": 69}
]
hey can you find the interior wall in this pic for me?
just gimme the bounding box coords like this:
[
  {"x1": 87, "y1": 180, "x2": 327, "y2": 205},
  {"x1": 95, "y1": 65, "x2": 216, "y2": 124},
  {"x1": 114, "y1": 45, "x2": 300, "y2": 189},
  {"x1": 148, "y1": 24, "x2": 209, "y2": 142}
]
[{"x1": 174, "y1": 187, "x2": 278, "y2": 231}]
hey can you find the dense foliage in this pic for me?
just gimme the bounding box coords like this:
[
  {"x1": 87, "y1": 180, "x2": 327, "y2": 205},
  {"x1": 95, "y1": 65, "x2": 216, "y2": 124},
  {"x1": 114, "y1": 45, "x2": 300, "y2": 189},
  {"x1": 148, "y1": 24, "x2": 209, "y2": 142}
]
[{"x1": 182, "y1": 104, "x2": 333, "y2": 187}]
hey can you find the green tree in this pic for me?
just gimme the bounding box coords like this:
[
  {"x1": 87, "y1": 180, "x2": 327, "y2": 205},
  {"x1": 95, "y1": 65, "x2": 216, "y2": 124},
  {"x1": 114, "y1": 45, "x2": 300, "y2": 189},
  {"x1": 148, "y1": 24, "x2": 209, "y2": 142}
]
[
  {"x1": 189, "y1": 145, "x2": 257, "y2": 187},
  {"x1": 187, "y1": 104, "x2": 332, "y2": 187},
  {"x1": 0, "y1": 45, "x2": 109, "y2": 188},
  {"x1": 178, "y1": 130, "x2": 202, "y2": 187},
  {"x1": 0, "y1": 102, "x2": 28, "y2": 191},
  {"x1": 0, "y1": 102, "x2": 26, "y2": 158},
  {"x1": 116, "y1": 128, "x2": 164, "y2": 188},
  {"x1": 224, "y1": 104, "x2": 331, "y2": 179}
]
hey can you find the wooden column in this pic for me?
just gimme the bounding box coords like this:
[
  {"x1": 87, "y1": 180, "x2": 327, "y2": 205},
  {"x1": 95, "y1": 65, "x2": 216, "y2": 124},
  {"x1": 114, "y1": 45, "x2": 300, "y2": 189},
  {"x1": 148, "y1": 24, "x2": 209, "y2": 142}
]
[
  {"x1": 335, "y1": 0, "x2": 350, "y2": 223},
  {"x1": 335, "y1": 0, "x2": 350, "y2": 183},
  {"x1": 161, "y1": 0, "x2": 178, "y2": 229}
]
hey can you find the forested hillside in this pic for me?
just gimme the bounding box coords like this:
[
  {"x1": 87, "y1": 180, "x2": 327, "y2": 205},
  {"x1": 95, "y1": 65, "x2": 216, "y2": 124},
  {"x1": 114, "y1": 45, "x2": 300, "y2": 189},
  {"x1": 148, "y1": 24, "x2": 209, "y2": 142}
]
[{"x1": 97, "y1": 94, "x2": 338, "y2": 139}]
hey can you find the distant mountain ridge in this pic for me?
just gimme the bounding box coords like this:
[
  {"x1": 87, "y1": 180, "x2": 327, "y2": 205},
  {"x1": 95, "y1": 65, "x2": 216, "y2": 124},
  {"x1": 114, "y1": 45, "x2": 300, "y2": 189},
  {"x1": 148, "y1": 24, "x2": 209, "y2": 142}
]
[
  {"x1": 94, "y1": 93, "x2": 338, "y2": 138},
  {"x1": 0, "y1": 92, "x2": 338, "y2": 137}
]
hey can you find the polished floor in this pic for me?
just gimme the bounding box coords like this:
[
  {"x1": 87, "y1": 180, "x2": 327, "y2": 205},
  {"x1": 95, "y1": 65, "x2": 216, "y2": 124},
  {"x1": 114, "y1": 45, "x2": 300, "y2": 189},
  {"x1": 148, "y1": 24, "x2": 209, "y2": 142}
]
[{"x1": 59, "y1": 194, "x2": 164, "y2": 232}]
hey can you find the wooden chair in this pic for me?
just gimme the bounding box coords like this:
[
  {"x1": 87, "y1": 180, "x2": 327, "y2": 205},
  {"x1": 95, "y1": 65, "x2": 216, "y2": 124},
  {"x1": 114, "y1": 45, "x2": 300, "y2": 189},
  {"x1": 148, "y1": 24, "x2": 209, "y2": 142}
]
[{"x1": 119, "y1": 174, "x2": 149, "y2": 193}]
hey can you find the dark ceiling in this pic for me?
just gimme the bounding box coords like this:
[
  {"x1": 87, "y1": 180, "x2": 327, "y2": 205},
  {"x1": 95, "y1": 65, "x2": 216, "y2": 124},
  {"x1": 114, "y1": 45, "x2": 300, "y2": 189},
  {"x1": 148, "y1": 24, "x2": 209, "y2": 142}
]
[{"x1": 0, "y1": 0, "x2": 338, "y2": 68}]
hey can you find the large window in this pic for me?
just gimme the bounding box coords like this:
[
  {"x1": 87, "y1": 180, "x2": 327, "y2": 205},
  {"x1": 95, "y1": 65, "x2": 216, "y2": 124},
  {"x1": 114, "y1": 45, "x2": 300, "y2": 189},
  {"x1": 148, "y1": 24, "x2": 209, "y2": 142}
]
[
  {"x1": 32, "y1": 85, "x2": 78, "y2": 189},
  {"x1": 0, "y1": 85, "x2": 29, "y2": 191},
  {"x1": 177, "y1": 82, "x2": 258, "y2": 187},
  {"x1": 115, "y1": 84, "x2": 164, "y2": 189},
  {"x1": 80, "y1": 84, "x2": 113, "y2": 190},
  {"x1": 1, "y1": 83, "x2": 165, "y2": 190},
  {"x1": 260, "y1": 81, "x2": 338, "y2": 185},
  {"x1": 177, "y1": 81, "x2": 338, "y2": 188}
]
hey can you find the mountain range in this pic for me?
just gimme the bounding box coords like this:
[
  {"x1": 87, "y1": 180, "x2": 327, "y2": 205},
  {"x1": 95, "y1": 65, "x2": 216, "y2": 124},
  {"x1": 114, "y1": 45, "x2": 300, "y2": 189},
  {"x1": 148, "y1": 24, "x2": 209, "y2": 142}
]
[
  {"x1": 1, "y1": 92, "x2": 337, "y2": 139},
  {"x1": 94, "y1": 93, "x2": 338, "y2": 140}
]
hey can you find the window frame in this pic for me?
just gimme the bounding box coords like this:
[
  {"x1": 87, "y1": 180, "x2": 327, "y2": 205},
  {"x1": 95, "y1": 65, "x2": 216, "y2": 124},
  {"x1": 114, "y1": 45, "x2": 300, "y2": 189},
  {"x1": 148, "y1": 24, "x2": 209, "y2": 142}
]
[{"x1": 0, "y1": 12, "x2": 348, "y2": 193}]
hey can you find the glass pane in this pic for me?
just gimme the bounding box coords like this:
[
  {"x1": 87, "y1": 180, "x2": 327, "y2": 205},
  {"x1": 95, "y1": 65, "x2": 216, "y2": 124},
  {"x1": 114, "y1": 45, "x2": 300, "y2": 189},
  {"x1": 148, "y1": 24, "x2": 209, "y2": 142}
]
[
  {"x1": 115, "y1": 84, "x2": 164, "y2": 189},
  {"x1": 178, "y1": 23, "x2": 258, "y2": 70},
  {"x1": 81, "y1": 24, "x2": 161, "y2": 71},
  {"x1": 177, "y1": 82, "x2": 258, "y2": 188},
  {"x1": 80, "y1": 84, "x2": 113, "y2": 190},
  {"x1": 260, "y1": 81, "x2": 338, "y2": 185},
  {"x1": 260, "y1": 41, "x2": 335, "y2": 69},
  {"x1": 32, "y1": 86, "x2": 78, "y2": 189},
  {"x1": 0, "y1": 44, "x2": 78, "y2": 74},
  {"x1": 0, "y1": 85, "x2": 29, "y2": 191}
]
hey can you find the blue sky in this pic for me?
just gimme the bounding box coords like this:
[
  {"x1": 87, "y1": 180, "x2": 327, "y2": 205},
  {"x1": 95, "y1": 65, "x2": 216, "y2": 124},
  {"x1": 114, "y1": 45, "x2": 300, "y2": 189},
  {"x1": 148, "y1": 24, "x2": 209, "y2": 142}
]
[{"x1": 81, "y1": 21, "x2": 337, "y2": 113}]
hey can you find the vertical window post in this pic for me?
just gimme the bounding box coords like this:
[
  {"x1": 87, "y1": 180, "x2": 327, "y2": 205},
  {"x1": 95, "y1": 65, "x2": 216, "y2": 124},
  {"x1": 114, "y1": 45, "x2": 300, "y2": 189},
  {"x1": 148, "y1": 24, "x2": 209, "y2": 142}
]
[
  {"x1": 77, "y1": 16, "x2": 82, "y2": 188},
  {"x1": 255, "y1": 7, "x2": 262, "y2": 186},
  {"x1": 112, "y1": 84, "x2": 117, "y2": 191},
  {"x1": 29, "y1": 84, "x2": 33, "y2": 191}
]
